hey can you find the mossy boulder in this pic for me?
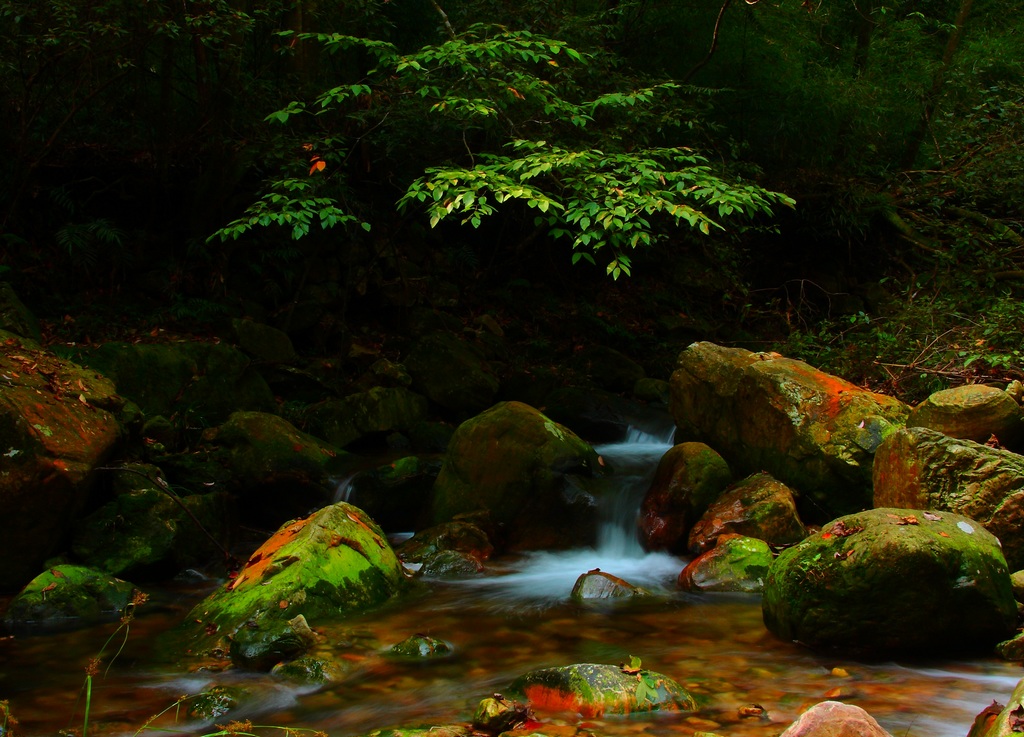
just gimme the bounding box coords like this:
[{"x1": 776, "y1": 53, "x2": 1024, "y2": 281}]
[
  {"x1": 638, "y1": 442, "x2": 732, "y2": 554},
  {"x1": 71, "y1": 464, "x2": 231, "y2": 579},
  {"x1": 305, "y1": 387, "x2": 430, "y2": 449},
  {"x1": 762, "y1": 508, "x2": 1017, "y2": 654},
  {"x1": 687, "y1": 472, "x2": 807, "y2": 554},
  {"x1": 2, "y1": 565, "x2": 138, "y2": 631},
  {"x1": 430, "y1": 402, "x2": 604, "y2": 550},
  {"x1": 404, "y1": 332, "x2": 499, "y2": 416},
  {"x1": 669, "y1": 342, "x2": 909, "y2": 521},
  {"x1": 507, "y1": 662, "x2": 697, "y2": 717},
  {"x1": 0, "y1": 332, "x2": 121, "y2": 590},
  {"x1": 874, "y1": 427, "x2": 1024, "y2": 569},
  {"x1": 178, "y1": 502, "x2": 405, "y2": 668},
  {"x1": 677, "y1": 535, "x2": 773, "y2": 593},
  {"x1": 76, "y1": 341, "x2": 274, "y2": 427},
  {"x1": 908, "y1": 384, "x2": 1024, "y2": 452}
]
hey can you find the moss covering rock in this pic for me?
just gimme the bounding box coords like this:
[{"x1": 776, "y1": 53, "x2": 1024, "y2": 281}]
[
  {"x1": 670, "y1": 342, "x2": 909, "y2": 521},
  {"x1": 762, "y1": 508, "x2": 1016, "y2": 654},
  {"x1": 430, "y1": 402, "x2": 604, "y2": 550},
  {"x1": 507, "y1": 662, "x2": 697, "y2": 717},
  {"x1": 687, "y1": 472, "x2": 807, "y2": 553},
  {"x1": 2, "y1": 565, "x2": 139, "y2": 631},
  {"x1": 638, "y1": 442, "x2": 732, "y2": 553},
  {"x1": 305, "y1": 387, "x2": 430, "y2": 449},
  {"x1": 570, "y1": 569, "x2": 648, "y2": 600},
  {"x1": 873, "y1": 427, "x2": 1024, "y2": 569},
  {"x1": 677, "y1": 535, "x2": 772, "y2": 593},
  {"x1": 907, "y1": 384, "x2": 1024, "y2": 452},
  {"x1": 71, "y1": 464, "x2": 231, "y2": 579},
  {"x1": 178, "y1": 501, "x2": 405, "y2": 669}
]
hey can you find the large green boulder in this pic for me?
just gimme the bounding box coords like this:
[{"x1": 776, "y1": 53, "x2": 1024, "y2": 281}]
[
  {"x1": 76, "y1": 341, "x2": 274, "y2": 427},
  {"x1": 0, "y1": 332, "x2": 121, "y2": 590},
  {"x1": 2, "y1": 565, "x2": 139, "y2": 631},
  {"x1": 507, "y1": 662, "x2": 697, "y2": 717},
  {"x1": 71, "y1": 464, "x2": 231, "y2": 579},
  {"x1": 669, "y1": 342, "x2": 909, "y2": 521},
  {"x1": 762, "y1": 508, "x2": 1016, "y2": 654},
  {"x1": 874, "y1": 426, "x2": 1024, "y2": 569},
  {"x1": 178, "y1": 502, "x2": 405, "y2": 669},
  {"x1": 430, "y1": 402, "x2": 603, "y2": 550},
  {"x1": 638, "y1": 442, "x2": 733, "y2": 553}
]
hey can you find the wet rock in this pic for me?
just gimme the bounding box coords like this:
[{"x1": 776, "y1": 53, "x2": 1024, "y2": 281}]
[
  {"x1": 778, "y1": 700, "x2": 894, "y2": 737},
  {"x1": 762, "y1": 508, "x2": 1016, "y2": 654},
  {"x1": 570, "y1": 569, "x2": 648, "y2": 600},
  {"x1": 1011, "y1": 570, "x2": 1024, "y2": 602},
  {"x1": 230, "y1": 613, "x2": 319, "y2": 670},
  {"x1": 345, "y1": 455, "x2": 443, "y2": 531},
  {"x1": 178, "y1": 502, "x2": 405, "y2": 668},
  {"x1": 669, "y1": 342, "x2": 909, "y2": 521},
  {"x1": 397, "y1": 519, "x2": 495, "y2": 564},
  {"x1": 472, "y1": 694, "x2": 530, "y2": 733},
  {"x1": 71, "y1": 464, "x2": 231, "y2": 579},
  {"x1": 357, "y1": 728, "x2": 470, "y2": 737},
  {"x1": 305, "y1": 387, "x2": 429, "y2": 449},
  {"x1": 908, "y1": 384, "x2": 1024, "y2": 451},
  {"x1": 677, "y1": 535, "x2": 772, "y2": 593},
  {"x1": 996, "y1": 631, "x2": 1024, "y2": 661},
  {"x1": 687, "y1": 473, "x2": 807, "y2": 554},
  {"x1": 507, "y1": 662, "x2": 697, "y2": 717},
  {"x1": 417, "y1": 549, "x2": 485, "y2": 578},
  {"x1": 638, "y1": 442, "x2": 732, "y2": 553},
  {"x1": 0, "y1": 333, "x2": 121, "y2": 590},
  {"x1": 271, "y1": 654, "x2": 351, "y2": 685},
  {"x1": 201, "y1": 411, "x2": 348, "y2": 527},
  {"x1": 76, "y1": 341, "x2": 275, "y2": 428},
  {"x1": 2, "y1": 565, "x2": 139, "y2": 631},
  {"x1": 430, "y1": 402, "x2": 604, "y2": 550},
  {"x1": 970, "y1": 677, "x2": 1024, "y2": 737},
  {"x1": 873, "y1": 427, "x2": 1024, "y2": 570},
  {"x1": 404, "y1": 332, "x2": 499, "y2": 416},
  {"x1": 187, "y1": 685, "x2": 248, "y2": 722},
  {"x1": 387, "y1": 634, "x2": 455, "y2": 659}
]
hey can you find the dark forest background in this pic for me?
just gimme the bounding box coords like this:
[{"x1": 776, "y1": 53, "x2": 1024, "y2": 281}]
[{"x1": 2, "y1": 0, "x2": 1022, "y2": 400}]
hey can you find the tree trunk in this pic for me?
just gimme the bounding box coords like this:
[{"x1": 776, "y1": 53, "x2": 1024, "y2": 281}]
[{"x1": 899, "y1": 0, "x2": 974, "y2": 170}]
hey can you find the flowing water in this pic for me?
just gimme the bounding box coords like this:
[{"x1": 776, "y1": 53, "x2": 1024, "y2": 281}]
[{"x1": 1, "y1": 429, "x2": 1021, "y2": 737}]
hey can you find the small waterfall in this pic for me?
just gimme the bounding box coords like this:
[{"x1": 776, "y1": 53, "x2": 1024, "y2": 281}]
[{"x1": 459, "y1": 422, "x2": 683, "y2": 603}]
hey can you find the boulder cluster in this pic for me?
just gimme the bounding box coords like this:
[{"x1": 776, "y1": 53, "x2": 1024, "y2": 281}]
[{"x1": 5, "y1": 274, "x2": 1024, "y2": 736}]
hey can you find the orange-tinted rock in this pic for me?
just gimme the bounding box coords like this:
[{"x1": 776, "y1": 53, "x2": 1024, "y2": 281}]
[
  {"x1": 778, "y1": 701, "x2": 894, "y2": 737},
  {"x1": 638, "y1": 442, "x2": 732, "y2": 553},
  {"x1": 670, "y1": 342, "x2": 909, "y2": 521},
  {"x1": 908, "y1": 384, "x2": 1024, "y2": 451},
  {"x1": 677, "y1": 535, "x2": 772, "y2": 593},
  {"x1": 687, "y1": 473, "x2": 807, "y2": 553},
  {"x1": 0, "y1": 333, "x2": 121, "y2": 590}
]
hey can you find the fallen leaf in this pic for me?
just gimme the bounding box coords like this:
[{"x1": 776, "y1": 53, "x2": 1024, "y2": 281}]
[
  {"x1": 923, "y1": 511, "x2": 942, "y2": 521},
  {"x1": 828, "y1": 520, "x2": 864, "y2": 538},
  {"x1": 1009, "y1": 703, "x2": 1024, "y2": 732},
  {"x1": 620, "y1": 655, "x2": 643, "y2": 675}
]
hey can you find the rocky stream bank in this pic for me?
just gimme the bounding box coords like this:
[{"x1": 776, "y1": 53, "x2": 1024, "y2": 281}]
[{"x1": 3, "y1": 283, "x2": 1024, "y2": 737}]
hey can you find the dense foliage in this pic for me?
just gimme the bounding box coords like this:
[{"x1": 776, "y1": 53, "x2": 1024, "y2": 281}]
[{"x1": 0, "y1": 0, "x2": 1021, "y2": 397}]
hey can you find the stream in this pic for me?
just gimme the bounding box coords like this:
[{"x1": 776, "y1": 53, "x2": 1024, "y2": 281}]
[{"x1": 1, "y1": 428, "x2": 1021, "y2": 737}]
